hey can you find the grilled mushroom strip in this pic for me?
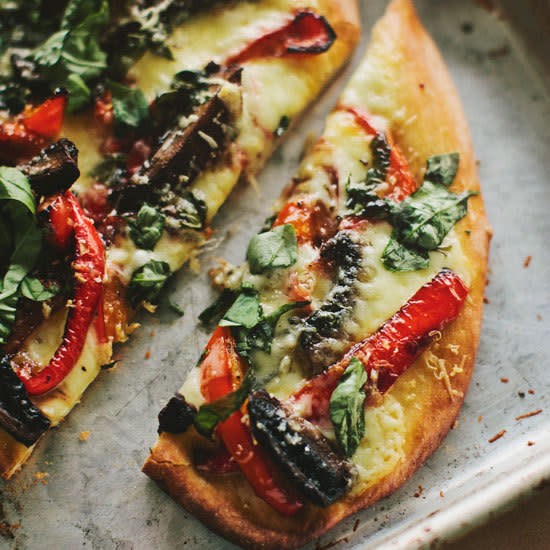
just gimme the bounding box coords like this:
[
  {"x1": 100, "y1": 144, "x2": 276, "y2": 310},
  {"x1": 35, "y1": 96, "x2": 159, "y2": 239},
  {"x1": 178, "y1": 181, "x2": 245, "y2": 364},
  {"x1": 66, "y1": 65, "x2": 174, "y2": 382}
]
[
  {"x1": 17, "y1": 139, "x2": 79, "y2": 196},
  {"x1": 298, "y1": 231, "x2": 362, "y2": 374},
  {"x1": 0, "y1": 352, "x2": 50, "y2": 446},
  {"x1": 113, "y1": 70, "x2": 241, "y2": 215},
  {"x1": 157, "y1": 393, "x2": 197, "y2": 434},
  {"x1": 248, "y1": 389, "x2": 353, "y2": 507}
]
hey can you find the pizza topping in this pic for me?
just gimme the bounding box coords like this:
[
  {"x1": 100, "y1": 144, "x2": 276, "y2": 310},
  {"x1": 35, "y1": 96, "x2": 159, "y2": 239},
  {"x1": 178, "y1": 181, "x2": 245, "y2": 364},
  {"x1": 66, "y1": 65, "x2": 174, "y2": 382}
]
[
  {"x1": 226, "y1": 11, "x2": 336, "y2": 65},
  {"x1": 157, "y1": 393, "x2": 197, "y2": 435},
  {"x1": 329, "y1": 358, "x2": 367, "y2": 457},
  {"x1": 127, "y1": 259, "x2": 171, "y2": 309},
  {"x1": 107, "y1": 81, "x2": 151, "y2": 139},
  {"x1": 246, "y1": 224, "x2": 298, "y2": 275},
  {"x1": 298, "y1": 231, "x2": 362, "y2": 374},
  {"x1": 289, "y1": 269, "x2": 469, "y2": 426},
  {"x1": 381, "y1": 155, "x2": 477, "y2": 271},
  {"x1": 0, "y1": 91, "x2": 69, "y2": 164},
  {"x1": 0, "y1": 167, "x2": 56, "y2": 345},
  {"x1": 198, "y1": 327, "x2": 303, "y2": 515},
  {"x1": 0, "y1": 352, "x2": 50, "y2": 446},
  {"x1": 17, "y1": 139, "x2": 79, "y2": 196},
  {"x1": 127, "y1": 204, "x2": 165, "y2": 251},
  {"x1": 17, "y1": 191, "x2": 105, "y2": 395},
  {"x1": 248, "y1": 389, "x2": 353, "y2": 507}
]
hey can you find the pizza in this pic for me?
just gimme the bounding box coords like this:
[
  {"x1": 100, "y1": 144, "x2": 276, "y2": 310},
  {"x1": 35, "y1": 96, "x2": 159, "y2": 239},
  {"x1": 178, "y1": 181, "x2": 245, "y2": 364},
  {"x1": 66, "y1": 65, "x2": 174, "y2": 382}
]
[
  {"x1": 143, "y1": 0, "x2": 492, "y2": 548},
  {"x1": 0, "y1": 0, "x2": 359, "y2": 478}
]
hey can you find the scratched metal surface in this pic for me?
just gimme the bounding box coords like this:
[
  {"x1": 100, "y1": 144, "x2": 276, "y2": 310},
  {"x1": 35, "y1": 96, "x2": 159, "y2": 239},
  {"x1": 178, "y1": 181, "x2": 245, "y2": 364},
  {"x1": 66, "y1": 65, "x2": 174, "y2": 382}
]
[{"x1": 1, "y1": 1, "x2": 550, "y2": 548}]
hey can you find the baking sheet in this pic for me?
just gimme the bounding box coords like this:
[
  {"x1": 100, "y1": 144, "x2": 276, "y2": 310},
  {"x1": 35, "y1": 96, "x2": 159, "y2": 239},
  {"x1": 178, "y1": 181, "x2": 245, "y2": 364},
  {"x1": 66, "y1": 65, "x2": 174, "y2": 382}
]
[{"x1": 1, "y1": 0, "x2": 550, "y2": 548}]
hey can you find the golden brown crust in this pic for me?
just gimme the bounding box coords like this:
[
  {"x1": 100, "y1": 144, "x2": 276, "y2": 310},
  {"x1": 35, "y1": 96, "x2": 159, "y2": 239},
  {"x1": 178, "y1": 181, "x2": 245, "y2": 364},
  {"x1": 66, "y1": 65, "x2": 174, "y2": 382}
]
[{"x1": 144, "y1": 0, "x2": 491, "y2": 548}]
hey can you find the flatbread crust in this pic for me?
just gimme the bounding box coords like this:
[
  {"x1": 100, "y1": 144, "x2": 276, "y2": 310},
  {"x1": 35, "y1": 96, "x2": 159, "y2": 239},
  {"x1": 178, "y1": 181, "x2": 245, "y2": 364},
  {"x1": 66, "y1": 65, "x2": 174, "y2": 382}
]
[
  {"x1": 143, "y1": 0, "x2": 491, "y2": 548},
  {"x1": 0, "y1": 0, "x2": 360, "y2": 479}
]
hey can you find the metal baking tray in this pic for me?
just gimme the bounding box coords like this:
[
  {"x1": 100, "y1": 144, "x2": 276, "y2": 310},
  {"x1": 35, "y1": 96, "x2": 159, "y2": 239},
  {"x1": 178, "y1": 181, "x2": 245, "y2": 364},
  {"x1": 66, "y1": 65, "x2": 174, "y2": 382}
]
[{"x1": 1, "y1": 0, "x2": 550, "y2": 548}]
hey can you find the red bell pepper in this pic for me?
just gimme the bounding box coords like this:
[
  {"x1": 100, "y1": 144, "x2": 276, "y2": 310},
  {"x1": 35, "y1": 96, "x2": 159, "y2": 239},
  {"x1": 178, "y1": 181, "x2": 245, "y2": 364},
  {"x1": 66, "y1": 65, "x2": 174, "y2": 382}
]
[
  {"x1": 287, "y1": 269, "x2": 468, "y2": 424},
  {"x1": 339, "y1": 105, "x2": 418, "y2": 201},
  {"x1": 23, "y1": 91, "x2": 68, "y2": 139},
  {"x1": 226, "y1": 10, "x2": 336, "y2": 66},
  {"x1": 0, "y1": 92, "x2": 68, "y2": 163},
  {"x1": 200, "y1": 327, "x2": 303, "y2": 515},
  {"x1": 19, "y1": 191, "x2": 105, "y2": 395}
]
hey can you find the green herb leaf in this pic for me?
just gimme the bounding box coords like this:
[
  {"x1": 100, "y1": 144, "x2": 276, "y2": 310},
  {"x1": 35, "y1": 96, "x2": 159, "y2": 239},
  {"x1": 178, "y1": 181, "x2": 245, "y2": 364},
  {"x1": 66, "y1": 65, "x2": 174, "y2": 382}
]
[
  {"x1": 246, "y1": 224, "x2": 298, "y2": 275},
  {"x1": 108, "y1": 80, "x2": 151, "y2": 138},
  {"x1": 89, "y1": 153, "x2": 127, "y2": 187},
  {"x1": 128, "y1": 204, "x2": 165, "y2": 250},
  {"x1": 274, "y1": 115, "x2": 290, "y2": 137},
  {"x1": 424, "y1": 153, "x2": 460, "y2": 186},
  {"x1": 198, "y1": 287, "x2": 239, "y2": 326},
  {"x1": 219, "y1": 290, "x2": 262, "y2": 329},
  {"x1": 127, "y1": 259, "x2": 171, "y2": 308},
  {"x1": 0, "y1": 167, "x2": 36, "y2": 215},
  {"x1": 20, "y1": 277, "x2": 60, "y2": 301},
  {"x1": 193, "y1": 370, "x2": 254, "y2": 438},
  {"x1": 63, "y1": 73, "x2": 91, "y2": 113},
  {"x1": 392, "y1": 181, "x2": 477, "y2": 251},
  {"x1": 329, "y1": 357, "x2": 367, "y2": 457},
  {"x1": 170, "y1": 191, "x2": 207, "y2": 230},
  {"x1": 381, "y1": 237, "x2": 430, "y2": 272}
]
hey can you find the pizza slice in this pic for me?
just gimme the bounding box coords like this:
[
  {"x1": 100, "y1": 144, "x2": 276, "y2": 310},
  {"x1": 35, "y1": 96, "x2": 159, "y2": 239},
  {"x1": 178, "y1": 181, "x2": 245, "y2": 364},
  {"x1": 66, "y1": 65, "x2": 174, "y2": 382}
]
[
  {"x1": 0, "y1": 0, "x2": 359, "y2": 478},
  {"x1": 143, "y1": 0, "x2": 492, "y2": 548}
]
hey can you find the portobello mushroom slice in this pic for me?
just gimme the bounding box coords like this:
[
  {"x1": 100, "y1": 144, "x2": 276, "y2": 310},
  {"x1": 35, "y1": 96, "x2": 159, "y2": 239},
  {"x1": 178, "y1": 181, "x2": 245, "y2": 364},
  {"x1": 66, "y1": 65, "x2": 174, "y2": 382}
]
[
  {"x1": 298, "y1": 231, "x2": 362, "y2": 374},
  {"x1": 113, "y1": 76, "x2": 241, "y2": 214},
  {"x1": 17, "y1": 138, "x2": 79, "y2": 196},
  {"x1": 0, "y1": 352, "x2": 50, "y2": 446},
  {"x1": 248, "y1": 389, "x2": 353, "y2": 507},
  {"x1": 157, "y1": 393, "x2": 197, "y2": 434}
]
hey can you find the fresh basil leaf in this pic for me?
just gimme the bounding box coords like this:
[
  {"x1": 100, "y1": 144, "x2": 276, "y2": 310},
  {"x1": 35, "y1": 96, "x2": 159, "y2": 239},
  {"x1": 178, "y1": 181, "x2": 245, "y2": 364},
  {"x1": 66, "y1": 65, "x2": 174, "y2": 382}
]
[
  {"x1": 198, "y1": 287, "x2": 239, "y2": 326},
  {"x1": 108, "y1": 80, "x2": 151, "y2": 138},
  {"x1": 274, "y1": 115, "x2": 290, "y2": 137},
  {"x1": 63, "y1": 73, "x2": 91, "y2": 113},
  {"x1": 128, "y1": 204, "x2": 165, "y2": 250},
  {"x1": 169, "y1": 191, "x2": 207, "y2": 230},
  {"x1": 232, "y1": 300, "x2": 309, "y2": 359},
  {"x1": 382, "y1": 237, "x2": 430, "y2": 272},
  {"x1": 424, "y1": 153, "x2": 459, "y2": 186},
  {"x1": 0, "y1": 167, "x2": 36, "y2": 215},
  {"x1": 30, "y1": 0, "x2": 109, "y2": 112},
  {"x1": 33, "y1": 29, "x2": 68, "y2": 68},
  {"x1": 393, "y1": 182, "x2": 477, "y2": 251},
  {"x1": 127, "y1": 259, "x2": 171, "y2": 307},
  {"x1": 193, "y1": 369, "x2": 254, "y2": 438},
  {"x1": 89, "y1": 153, "x2": 127, "y2": 187},
  {"x1": 0, "y1": 222, "x2": 43, "y2": 344},
  {"x1": 246, "y1": 224, "x2": 298, "y2": 275},
  {"x1": 20, "y1": 277, "x2": 59, "y2": 301},
  {"x1": 220, "y1": 290, "x2": 262, "y2": 329},
  {"x1": 346, "y1": 179, "x2": 392, "y2": 220},
  {"x1": 329, "y1": 357, "x2": 367, "y2": 457}
]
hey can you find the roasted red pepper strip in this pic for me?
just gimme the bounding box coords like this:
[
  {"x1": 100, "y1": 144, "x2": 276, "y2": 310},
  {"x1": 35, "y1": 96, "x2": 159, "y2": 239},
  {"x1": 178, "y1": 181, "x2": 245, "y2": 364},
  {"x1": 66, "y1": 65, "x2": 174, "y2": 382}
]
[
  {"x1": 200, "y1": 327, "x2": 303, "y2": 515},
  {"x1": 340, "y1": 106, "x2": 418, "y2": 201},
  {"x1": 0, "y1": 92, "x2": 68, "y2": 163},
  {"x1": 226, "y1": 10, "x2": 336, "y2": 66},
  {"x1": 287, "y1": 269, "x2": 468, "y2": 424},
  {"x1": 23, "y1": 92, "x2": 68, "y2": 139},
  {"x1": 20, "y1": 191, "x2": 105, "y2": 395},
  {"x1": 273, "y1": 199, "x2": 317, "y2": 244}
]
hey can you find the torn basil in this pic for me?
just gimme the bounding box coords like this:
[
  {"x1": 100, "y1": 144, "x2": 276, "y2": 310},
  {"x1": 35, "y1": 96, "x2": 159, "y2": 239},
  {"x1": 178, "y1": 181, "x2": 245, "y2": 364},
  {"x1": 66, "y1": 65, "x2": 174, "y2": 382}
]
[
  {"x1": 329, "y1": 357, "x2": 367, "y2": 457},
  {"x1": 128, "y1": 204, "x2": 165, "y2": 250},
  {"x1": 193, "y1": 370, "x2": 254, "y2": 438},
  {"x1": 108, "y1": 80, "x2": 151, "y2": 138},
  {"x1": 424, "y1": 153, "x2": 459, "y2": 186},
  {"x1": 246, "y1": 224, "x2": 298, "y2": 274},
  {"x1": 127, "y1": 259, "x2": 171, "y2": 307}
]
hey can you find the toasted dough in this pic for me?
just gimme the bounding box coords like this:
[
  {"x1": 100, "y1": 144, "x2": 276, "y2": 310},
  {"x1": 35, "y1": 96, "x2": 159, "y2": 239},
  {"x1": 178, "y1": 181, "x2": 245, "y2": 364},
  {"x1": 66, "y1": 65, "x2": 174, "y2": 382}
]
[{"x1": 143, "y1": 0, "x2": 491, "y2": 548}]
